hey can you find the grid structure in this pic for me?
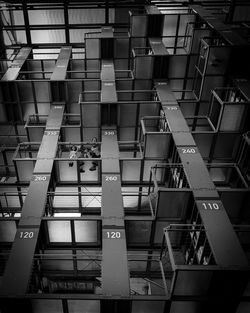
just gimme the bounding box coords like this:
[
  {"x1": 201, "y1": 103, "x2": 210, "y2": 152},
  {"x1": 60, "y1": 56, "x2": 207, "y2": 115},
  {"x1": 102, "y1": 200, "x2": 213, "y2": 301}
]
[{"x1": 0, "y1": 1, "x2": 250, "y2": 313}]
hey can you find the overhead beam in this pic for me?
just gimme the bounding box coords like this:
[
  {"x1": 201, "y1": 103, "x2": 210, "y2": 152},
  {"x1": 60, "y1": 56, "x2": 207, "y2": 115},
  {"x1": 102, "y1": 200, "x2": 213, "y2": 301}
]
[
  {"x1": 155, "y1": 80, "x2": 248, "y2": 267},
  {"x1": 50, "y1": 46, "x2": 72, "y2": 81},
  {"x1": 1, "y1": 47, "x2": 31, "y2": 81},
  {"x1": 100, "y1": 60, "x2": 130, "y2": 298},
  {"x1": 0, "y1": 105, "x2": 64, "y2": 295}
]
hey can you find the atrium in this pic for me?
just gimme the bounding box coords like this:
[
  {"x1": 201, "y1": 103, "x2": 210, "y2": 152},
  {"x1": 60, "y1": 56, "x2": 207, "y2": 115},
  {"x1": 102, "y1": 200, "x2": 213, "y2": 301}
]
[{"x1": 0, "y1": 1, "x2": 250, "y2": 312}]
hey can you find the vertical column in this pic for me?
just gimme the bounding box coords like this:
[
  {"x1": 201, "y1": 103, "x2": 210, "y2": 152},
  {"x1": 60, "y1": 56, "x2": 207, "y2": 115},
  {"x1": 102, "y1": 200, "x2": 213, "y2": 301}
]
[
  {"x1": 155, "y1": 81, "x2": 248, "y2": 267},
  {"x1": 0, "y1": 45, "x2": 68, "y2": 299},
  {"x1": 50, "y1": 47, "x2": 71, "y2": 103},
  {"x1": 1, "y1": 47, "x2": 32, "y2": 120},
  {"x1": 0, "y1": 105, "x2": 64, "y2": 295},
  {"x1": 101, "y1": 59, "x2": 117, "y2": 125},
  {"x1": 100, "y1": 61, "x2": 130, "y2": 298},
  {"x1": 50, "y1": 47, "x2": 71, "y2": 81},
  {"x1": 131, "y1": 6, "x2": 168, "y2": 80},
  {"x1": 148, "y1": 38, "x2": 169, "y2": 78},
  {"x1": 100, "y1": 27, "x2": 114, "y2": 59},
  {"x1": 191, "y1": 5, "x2": 250, "y2": 78},
  {"x1": 145, "y1": 5, "x2": 164, "y2": 37},
  {"x1": 101, "y1": 129, "x2": 130, "y2": 296}
]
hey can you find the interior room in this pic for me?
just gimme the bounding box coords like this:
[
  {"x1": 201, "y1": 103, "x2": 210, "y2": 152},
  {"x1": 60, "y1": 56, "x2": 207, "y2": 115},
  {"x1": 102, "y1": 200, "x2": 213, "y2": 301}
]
[{"x1": 0, "y1": 1, "x2": 250, "y2": 312}]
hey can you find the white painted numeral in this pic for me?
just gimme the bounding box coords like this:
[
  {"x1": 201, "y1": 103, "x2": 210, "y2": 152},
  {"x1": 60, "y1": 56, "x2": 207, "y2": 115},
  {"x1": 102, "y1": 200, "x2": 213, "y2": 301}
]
[
  {"x1": 181, "y1": 148, "x2": 196, "y2": 154},
  {"x1": 105, "y1": 176, "x2": 117, "y2": 181},
  {"x1": 104, "y1": 131, "x2": 115, "y2": 135},
  {"x1": 34, "y1": 175, "x2": 47, "y2": 181},
  {"x1": 202, "y1": 202, "x2": 219, "y2": 210},
  {"x1": 20, "y1": 231, "x2": 34, "y2": 239},
  {"x1": 46, "y1": 131, "x2": 57, "y2": 135},
  {"x1": 107, "y1": 231, "x2": 121, "y2": 239},
  {"x1": 166, "y1": 106, "x2": 178, "y2": 110}
]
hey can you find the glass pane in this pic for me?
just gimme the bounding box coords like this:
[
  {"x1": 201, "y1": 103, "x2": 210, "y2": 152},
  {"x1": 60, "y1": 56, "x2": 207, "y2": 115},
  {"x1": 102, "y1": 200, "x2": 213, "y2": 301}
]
[
  {"x1": 28, "y1": 10, "x2": 64, "y2": 25},
  {"x1": 31, "y1": 30, "x2": 65, "y2": 44},
  {"x1": 32, "y1": 299, "x2": 62, "y2": 313},
  {"x1": 68, "y1": 300, "x2": 100, "y2": 313},
  {"x1": 0, "y1": 221, "x2": 17, "y2": 242},
  {"x1": 69, "y1": 9, "x2": 104, "y2": 24},
  {"x1": 132, "y1": 301, "x2": 165, "y2": 313},
  {"x1": 126, "y1": 221, "x2": 151, "y2": 244},
  {"x1": 74, "y1": 221, "x2": 98, "y2": 243},
  {"x1": 47, "y1": 221, "x2": 72, "y2": 243}
]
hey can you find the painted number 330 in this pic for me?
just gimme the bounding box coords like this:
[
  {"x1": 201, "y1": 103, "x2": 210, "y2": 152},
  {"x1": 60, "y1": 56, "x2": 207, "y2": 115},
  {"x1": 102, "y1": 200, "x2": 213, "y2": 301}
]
[{"x1": 104, "y1": 131, "x2": 114, "y2": 135}]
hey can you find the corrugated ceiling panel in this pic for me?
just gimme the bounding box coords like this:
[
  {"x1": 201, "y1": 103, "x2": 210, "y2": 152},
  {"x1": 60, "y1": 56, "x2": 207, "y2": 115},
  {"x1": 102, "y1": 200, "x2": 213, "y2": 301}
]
[
  {"x1": 31, "y1": 30, "x2": 65, "y2": 44},
  {"x1": 68, "y1": 9, "x2": 105, "y2": 24},
  {"x1": 70, "y1": 29, "x2": 98, "y2": 43},
  {"x1": 28, "y1": 10, "x2": 64, "y2": 25}
]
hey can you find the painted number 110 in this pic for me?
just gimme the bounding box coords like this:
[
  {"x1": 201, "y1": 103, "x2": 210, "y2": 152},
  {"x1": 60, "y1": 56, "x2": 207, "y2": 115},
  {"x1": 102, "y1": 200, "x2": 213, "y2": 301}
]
[{"x1": 202, "y1": 202, "x2": 219, "y2": 210}]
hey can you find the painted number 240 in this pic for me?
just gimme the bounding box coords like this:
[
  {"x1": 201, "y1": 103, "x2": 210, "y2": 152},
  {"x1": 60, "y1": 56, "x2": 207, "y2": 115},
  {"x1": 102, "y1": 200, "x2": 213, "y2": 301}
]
[{"x1": 181, "y1": 148, "x2": 196, "y2": 154}]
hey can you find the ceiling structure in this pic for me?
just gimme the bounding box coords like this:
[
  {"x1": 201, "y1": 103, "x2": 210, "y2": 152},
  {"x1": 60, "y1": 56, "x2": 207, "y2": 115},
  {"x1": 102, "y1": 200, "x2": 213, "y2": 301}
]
[{"x1": 0, "y1": 1, "x2": 250, "y2": 312}]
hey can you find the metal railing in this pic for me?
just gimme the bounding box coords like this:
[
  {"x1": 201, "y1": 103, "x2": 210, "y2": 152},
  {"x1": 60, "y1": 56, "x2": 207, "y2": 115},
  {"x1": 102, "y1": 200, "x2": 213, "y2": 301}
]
[
  {"x1": 128, "y1": 253, "x2": 169, "y2": 296},
  {"x1": 29, "y1": 252, "x2": 102, "y2": 294},
  {"x1": 161, "y1": 224, "x2": 215, "y2": 267},
  {"x1": 0, "y1": 190, "x2": 152, "y2": 216}
]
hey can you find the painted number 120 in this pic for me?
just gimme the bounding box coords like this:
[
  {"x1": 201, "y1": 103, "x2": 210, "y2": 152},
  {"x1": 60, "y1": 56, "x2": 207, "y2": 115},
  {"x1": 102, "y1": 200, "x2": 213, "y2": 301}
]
[
  {"x1": 106, "y1": 231, "x2": 121, "y2": 239},
  {"x1": 20, "y1": 231, "x2": 34, "y2": 239}
]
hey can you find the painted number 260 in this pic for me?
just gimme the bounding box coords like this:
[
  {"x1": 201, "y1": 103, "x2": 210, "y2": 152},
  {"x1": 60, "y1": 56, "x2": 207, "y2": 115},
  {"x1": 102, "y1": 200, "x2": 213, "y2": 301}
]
[{"x1": 105, "y1": 176, "x2": 117, "y2": 181}]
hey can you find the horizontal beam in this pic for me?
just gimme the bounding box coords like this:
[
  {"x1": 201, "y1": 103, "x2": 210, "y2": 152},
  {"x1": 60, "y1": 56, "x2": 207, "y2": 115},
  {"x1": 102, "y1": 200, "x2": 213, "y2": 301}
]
[
  {"x1": 155, "y1": 80, "x2": 248, "y2": 267},
  {"x1": 149, "y1": 38, "x2": 168, "y2": 55},
  {"x1": 101, "y1": 130, "x2": 130, "y2": 296},
  {"x1": 101, "y1": 60, "x2": 115, "y2": 80},
  {"x1": 1, "y1": 47, "x2": 31, "y2": 81},
  {"x1": 50, "y1": 47, "x2": 72, "y2": 81},
  {"x1": 102, "y1": 82, "x2": 117, "y2": 102},
  {"x1": 0, "y1": 105, "x2": 64, "y2": 295},
  {"x1": 100, "y1": 59, "x2": 129, "y2": 297},
  {"x1": 101, "y1": 26, "x2": 114, "y2": 38}
]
